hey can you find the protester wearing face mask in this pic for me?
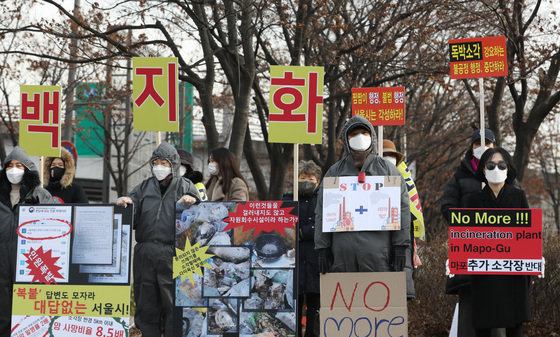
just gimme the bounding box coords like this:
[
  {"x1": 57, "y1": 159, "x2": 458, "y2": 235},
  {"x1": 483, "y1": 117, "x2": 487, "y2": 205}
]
[
  {"x1": 283, "y1": 161, "x2": 322, "y2": 337},
  {"x1": 441, "y1": 128, "x2": 496, "y2": 222},
  {"x1": 177, "y1": 148, "x2": 208, "y2": 201},
  {"x1": 0, "y1": 147, "x2": 54, "y2": 336},
  {"x1": 43, "y1": 148, "x2": 88, "y2": 204},
  {"x1": 463, "y1": 147, "x2": 531, "y2": 336},
  {"x1": 441, "y1": 128, "x2": 496, "y2": 337},
  {"x1": 116, "y1": 142, "x2": 200, "y2": 336},
  {"x1": 314, "y1": 115, "x2": 413, "y2": 297},
  {"x1": 205, "y1": 147, "x2": 249, "y2": 202}
]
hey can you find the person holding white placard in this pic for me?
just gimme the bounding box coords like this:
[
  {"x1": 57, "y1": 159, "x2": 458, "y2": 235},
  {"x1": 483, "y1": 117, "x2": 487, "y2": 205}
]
[
  {"x1": 314, "y1": 115, "x2": 413, "y2": 298},
  {"x1": 0, "y1": 147, "x2": 54, "y2": 336},
  {"x1": 116, "y1": 142, "x2": 200, "y2": 337}
]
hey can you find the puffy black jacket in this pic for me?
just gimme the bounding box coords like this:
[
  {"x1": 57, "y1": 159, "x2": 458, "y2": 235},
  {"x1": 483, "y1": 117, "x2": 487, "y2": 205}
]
[
  {"x1": 441, "y1": 153, "x2": 482, "y2": 223},
  {"x1": 284, "y1": 192, "x2": 319, "y2": 294}
]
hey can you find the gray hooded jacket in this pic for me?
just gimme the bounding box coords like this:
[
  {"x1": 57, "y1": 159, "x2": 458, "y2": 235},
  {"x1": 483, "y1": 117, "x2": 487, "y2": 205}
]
[
  {"x1": 314, "y1": 116, "x2": 413, "y2": 295},
  {"x1": 128, "y1": 142, "x2": 200, "y2": 244}
]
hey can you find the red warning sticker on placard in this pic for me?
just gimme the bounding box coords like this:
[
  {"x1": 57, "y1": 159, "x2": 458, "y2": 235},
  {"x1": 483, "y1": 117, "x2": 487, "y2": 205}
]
[{"x1": 23, "y1": 247, "x2": 64, "y2": 284}]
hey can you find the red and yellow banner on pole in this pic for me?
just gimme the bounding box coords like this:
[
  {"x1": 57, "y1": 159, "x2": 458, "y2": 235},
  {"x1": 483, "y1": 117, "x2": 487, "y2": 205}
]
[
  {"x1": 449, "y1": 36, "x2": 508, "y2": 79},
  {"x1": 268, "y1": 66, "x2": 324, "y2": 144},
  {"x1": 19, "y1": 85, "x2": 61, "y2": 157},
  {"x1": 132, "y1": 57, "x2": 179, "y2": 132},
  {"x1": 351, "y1": 87, "x2": 405, "y2": 126}
]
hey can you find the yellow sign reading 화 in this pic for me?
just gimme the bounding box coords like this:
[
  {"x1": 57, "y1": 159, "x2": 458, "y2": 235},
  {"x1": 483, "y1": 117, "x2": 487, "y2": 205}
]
[
  {"x1": 268, "y1": 66, "x2": 324, "y2": 144},
  {"x1": 173, "y1": 239, "x2": 213, "y2": 285},
  {"x1": 133, "y1": 57, "x2": 179, "y2": 132},
  {"x1": 19, "y1": 85, "x2": 61, "y2": 157},
  {"x1": 12, "y1": 284, "x2": 130, "y2": 318}
]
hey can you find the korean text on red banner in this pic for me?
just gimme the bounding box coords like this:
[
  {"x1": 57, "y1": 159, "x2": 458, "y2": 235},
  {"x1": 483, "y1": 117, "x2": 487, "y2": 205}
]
[
  {"x1": 351, "y1": 87, "x2": 405, "y2": 126},
  {"x1": 448, "y1": 36, "x2": 508, "y2": 79},
  {"x1": 448, "y1": 208, "x2": 542, "y2": 275}
]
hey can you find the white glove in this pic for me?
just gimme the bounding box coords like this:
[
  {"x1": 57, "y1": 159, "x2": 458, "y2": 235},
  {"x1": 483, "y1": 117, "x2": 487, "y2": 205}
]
[
  {"x1": 178, "y1": 195, "x2": 197, "y2": 205},
  {"x1": 446, "y1": 259, "x2": 454, "y2": 277},
  {"x1": 116, "y1": 197, "x2": 133, "y2": 207},
  {"x1": 538, "y1": 257, "x2": 545, "y2": 279}
]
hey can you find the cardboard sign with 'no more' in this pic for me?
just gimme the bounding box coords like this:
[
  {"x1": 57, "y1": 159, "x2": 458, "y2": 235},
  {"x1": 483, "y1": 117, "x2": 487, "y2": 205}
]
[{"x1": 320, "y1": 272, "x2": 407, "y2": 337}]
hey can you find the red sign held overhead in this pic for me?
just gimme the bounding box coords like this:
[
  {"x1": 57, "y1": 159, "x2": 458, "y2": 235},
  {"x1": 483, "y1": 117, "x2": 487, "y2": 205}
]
[
  {"x1": 351, "y1": 87, "x2": 405, "y2": 126},
  {"x1": 448, "y1": 36, "x2": 508, "y2": 79}
]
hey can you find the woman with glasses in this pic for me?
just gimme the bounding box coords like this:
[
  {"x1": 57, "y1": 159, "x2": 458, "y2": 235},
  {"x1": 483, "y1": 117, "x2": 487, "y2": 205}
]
[
  {"x1": 464, "y1": 147, "x2": 531, "y2": 337},
  {"x1": 442, "y1": 128, "x2": 496, "y2": 337}
]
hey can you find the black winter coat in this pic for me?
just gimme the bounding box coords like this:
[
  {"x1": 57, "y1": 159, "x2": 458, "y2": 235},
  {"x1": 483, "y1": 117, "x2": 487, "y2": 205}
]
[
  {"x1": 46, "y1": 181, "x2": 88, "y2": 204},
  {"x1": 284, "y1": 192, "x2": 320, "y2": 295},
  {"x1": 441, "y1": 153, "x2": 482, "y2": 222},
  {"x1": 465, "y1": 184, "x2": 532, "y2": 328}
]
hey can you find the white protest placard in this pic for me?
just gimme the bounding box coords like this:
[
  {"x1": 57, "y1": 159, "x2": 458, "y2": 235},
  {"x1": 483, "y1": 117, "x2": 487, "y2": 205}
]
[{"x1": 322, "y1": 176, "x2": 402, "y2": 232}]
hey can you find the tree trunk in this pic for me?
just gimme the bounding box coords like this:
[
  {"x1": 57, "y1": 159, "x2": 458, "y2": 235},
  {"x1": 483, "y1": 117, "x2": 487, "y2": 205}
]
[
  {"x1": 487, "y1": 77, "x2": 506, "y2": 145},
  {"x1": 243, "y1": 124, "x2": 268, "y2": 200},
  {"x1": 268, "y1": 144, "x2": 293, "y2": 200},
  {"x1": 199, "y1": 88, "x2": 219, "y2": 152}
]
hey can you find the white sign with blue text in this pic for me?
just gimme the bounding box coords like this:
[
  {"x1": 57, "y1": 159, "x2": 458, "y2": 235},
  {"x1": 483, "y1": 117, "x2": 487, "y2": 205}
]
[{"x1": 322, "y1": 176, "x2": 401, "y2": 232}]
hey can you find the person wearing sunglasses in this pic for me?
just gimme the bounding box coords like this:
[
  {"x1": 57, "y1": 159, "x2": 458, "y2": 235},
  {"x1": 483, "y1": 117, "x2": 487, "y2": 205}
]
[
  {"x1": 463, "y1": 147, "x2": 531, "y2": 337},
  {"x1": 441, "y1": 128, "x2": 496, "y2": 337}
]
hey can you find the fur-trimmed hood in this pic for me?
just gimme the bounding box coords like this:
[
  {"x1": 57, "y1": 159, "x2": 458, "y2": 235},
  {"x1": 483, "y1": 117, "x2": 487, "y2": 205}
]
[{"x1": 43, "y1": 147, "x2": 76, "y2": 189}]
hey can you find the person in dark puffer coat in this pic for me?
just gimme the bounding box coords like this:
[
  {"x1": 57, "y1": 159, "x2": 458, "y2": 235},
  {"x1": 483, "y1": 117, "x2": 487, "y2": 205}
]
[
  {"x1": 0, "y1": 147, "x2": 54, "y2": 336},
  {"x1": 441, "y1": 128, "x2": 496, "y2": 337},
  {"x1": 43, "y1": 147, "x2": 88, "y2": 203},
  {"x1": 283, "y1": 160, "x2": 322, "y2": 337}
]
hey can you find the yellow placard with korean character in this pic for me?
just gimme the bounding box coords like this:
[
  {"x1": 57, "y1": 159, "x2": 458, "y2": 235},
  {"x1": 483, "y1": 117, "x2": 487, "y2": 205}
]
[
  {"x1": 19, "y1": 85, "x2": 61, "y2": 157},
  {"x1": 12, "y1": 284, "x2": 131, "y2": 318},
  {"x1": 268, "y1": 66, "x2": 324, "y2": 144},
  {"x1": 133, "y1": 57, "x2": 179, "y2": 132}
]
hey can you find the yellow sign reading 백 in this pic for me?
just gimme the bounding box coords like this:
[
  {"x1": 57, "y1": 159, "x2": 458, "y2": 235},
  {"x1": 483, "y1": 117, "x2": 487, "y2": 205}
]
[{"x1": 19, "y1": 85, "x2": 61, "y2": 157}]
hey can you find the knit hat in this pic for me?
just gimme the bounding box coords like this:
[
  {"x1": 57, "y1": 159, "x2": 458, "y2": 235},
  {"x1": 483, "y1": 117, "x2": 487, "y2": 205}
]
[
  {"x1": 471, "y1": 128, "x2": 496, "y2": 144},
  {"x1": 382, "y1": 139, "x2": 404, "y2": 164},
  {"x1": 176, "y1": 149, "x2": 194, "y2": 168}
]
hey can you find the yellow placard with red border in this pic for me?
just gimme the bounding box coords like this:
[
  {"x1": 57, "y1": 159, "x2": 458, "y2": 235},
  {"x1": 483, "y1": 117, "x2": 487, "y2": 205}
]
[
  {"x1": 133, "y1": 57, "x2": 179, "y2": 132},
  {"x1": 449, "y1": 36, "x2": 508, "y2": 79},
  {"x1": 268, "y1": 66, "x2": 324, "y2": 144},
  {"x1": 19, "y1": 85, "x2": 61, "y2": 157},
  {"x1": 12, "y1": 284, "x2": 130, "y2": 318}
]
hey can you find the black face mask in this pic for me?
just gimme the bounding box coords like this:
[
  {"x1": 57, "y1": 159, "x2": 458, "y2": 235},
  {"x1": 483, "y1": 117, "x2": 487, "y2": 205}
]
[
  {"x1": 298, "y1": 181, "x2": 317, "y2": 197},
  {"x1": 50, "y1": 167, "x2": 65, "y2": 181}
]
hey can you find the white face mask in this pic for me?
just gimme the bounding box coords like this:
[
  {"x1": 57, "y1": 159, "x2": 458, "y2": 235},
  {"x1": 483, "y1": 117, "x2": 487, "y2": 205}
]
[
  {"x1": 208, "y1": 162, "x2": 219, "y2": 176},
  {"x1": 473, "y1": 145, "x2": 488, "y2": 160},
  {"x1": 152, "y1": 165, "x2": 172, "y2": 181},
  {"x1": 6, "y1": 167, "x2": 25, "y2": 184},
  {"x1": 179, "y1": 165, "x2": 187, "y2": 177},
  {"x1": 383, "y1": 156, "x2": 397, "y2": 166},
  {"x1": 485, "y1": 167, "x2": 507, "y2": 184},
  {"x1": 348, "y1": 134, "x2": 371, "y2": 151}
]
